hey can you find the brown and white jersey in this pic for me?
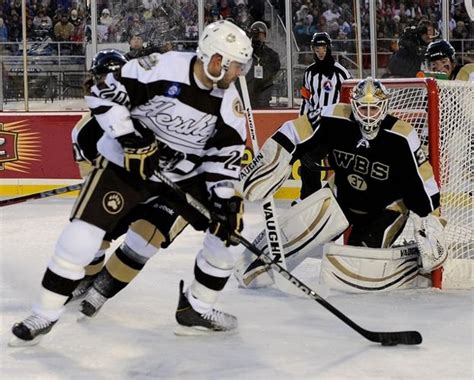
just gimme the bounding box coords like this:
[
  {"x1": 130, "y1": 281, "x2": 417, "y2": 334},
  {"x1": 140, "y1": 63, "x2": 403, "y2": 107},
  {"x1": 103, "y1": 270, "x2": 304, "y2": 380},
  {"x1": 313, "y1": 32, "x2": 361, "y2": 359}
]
[
  {"x1": 85, "y1": 51, "x2": 247, "y2": 192},
  {"x1": 274, "y1": 103, "x2": 440, "y2": 217}
]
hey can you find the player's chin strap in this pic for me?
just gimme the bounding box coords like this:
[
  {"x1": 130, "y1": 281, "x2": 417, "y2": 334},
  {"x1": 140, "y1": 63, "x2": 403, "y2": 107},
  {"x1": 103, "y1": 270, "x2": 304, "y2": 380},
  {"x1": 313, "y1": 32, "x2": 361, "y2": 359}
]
[
  {"x1": 202, "y1": 57, "x2": 226, "y2": 85},
  {"x1": 153, "y1": 169, "x2": 422, "y2": 346}
]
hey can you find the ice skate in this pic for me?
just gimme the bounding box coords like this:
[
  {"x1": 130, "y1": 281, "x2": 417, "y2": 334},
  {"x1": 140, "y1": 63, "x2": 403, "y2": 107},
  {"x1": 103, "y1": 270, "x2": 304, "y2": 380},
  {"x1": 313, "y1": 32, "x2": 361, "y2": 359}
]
[
  {"x1": 9, "y1": 314, "x2": 57, "y2": 347},
  {"x1": 65, "y1": 275, "x2": 96, "y2": 305},
  {"x1": 78, "y1": 287, "x2": 108, "y2": 319},
  {"x1": 175, "y1": 280, "x2": 238, "y2": 336}
]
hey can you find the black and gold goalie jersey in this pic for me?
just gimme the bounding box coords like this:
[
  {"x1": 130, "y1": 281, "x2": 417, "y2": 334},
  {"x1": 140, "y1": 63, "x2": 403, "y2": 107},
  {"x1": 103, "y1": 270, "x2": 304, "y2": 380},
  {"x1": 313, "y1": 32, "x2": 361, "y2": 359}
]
[{"x1": 290, "y1": 104, "x2": 440, "y2": 217}]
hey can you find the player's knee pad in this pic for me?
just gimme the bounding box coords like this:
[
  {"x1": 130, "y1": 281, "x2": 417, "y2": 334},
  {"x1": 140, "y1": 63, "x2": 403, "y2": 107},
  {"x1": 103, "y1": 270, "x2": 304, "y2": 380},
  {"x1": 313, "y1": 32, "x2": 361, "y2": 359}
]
[
  {"x1": 126, "y1": 220, "x2": 164, "y2": 259},
  {"x1": 52, "y1": 219, "x2": 105, "y2": 279},
  {"x1": 320, "y1": 243, "x2": 426, "y2": 293}
]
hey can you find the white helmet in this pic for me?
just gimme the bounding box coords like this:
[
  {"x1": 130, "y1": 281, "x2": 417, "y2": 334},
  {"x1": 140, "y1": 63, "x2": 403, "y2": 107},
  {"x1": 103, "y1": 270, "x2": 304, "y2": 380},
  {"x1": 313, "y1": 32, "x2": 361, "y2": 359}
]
[
  {"x1": 350, "y1": 77, "x2": 390, "y2": 140},
  {"x1": 197, "y1": 20, "x2": 253, "y2": 82}
]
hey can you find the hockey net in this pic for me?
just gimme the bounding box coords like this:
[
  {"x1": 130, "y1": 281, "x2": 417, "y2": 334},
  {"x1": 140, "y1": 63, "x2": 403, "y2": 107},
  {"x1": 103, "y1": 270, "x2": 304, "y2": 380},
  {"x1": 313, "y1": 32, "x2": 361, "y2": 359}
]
[{"x1": 341, "y1": 78, "x2": 473, "y2": 289}]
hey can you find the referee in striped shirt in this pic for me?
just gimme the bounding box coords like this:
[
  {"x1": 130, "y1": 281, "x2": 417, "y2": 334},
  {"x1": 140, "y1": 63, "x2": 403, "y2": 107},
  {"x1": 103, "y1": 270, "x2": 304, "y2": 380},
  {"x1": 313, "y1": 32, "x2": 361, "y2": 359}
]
[{"x1": 298, "y1": 32, "x2": 351, "y2": 199}]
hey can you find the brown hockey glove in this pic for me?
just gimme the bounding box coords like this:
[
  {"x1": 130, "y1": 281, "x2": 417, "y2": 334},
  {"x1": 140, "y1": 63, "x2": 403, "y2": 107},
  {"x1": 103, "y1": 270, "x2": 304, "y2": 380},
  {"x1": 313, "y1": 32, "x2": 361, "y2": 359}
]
[
  {"x1": 118, "y1": 128, "x2": 160, "y2": 180},
  {"x1": 209, "y1": 193, "x2": 244, "y2": 247}
]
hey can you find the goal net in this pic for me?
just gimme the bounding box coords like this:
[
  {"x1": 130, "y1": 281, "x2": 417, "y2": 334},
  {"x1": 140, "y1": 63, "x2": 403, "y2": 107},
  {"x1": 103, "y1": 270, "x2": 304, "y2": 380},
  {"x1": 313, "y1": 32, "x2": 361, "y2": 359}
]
[{"x1": 341, "y1": 78, "x2": 473, "y2": 289}]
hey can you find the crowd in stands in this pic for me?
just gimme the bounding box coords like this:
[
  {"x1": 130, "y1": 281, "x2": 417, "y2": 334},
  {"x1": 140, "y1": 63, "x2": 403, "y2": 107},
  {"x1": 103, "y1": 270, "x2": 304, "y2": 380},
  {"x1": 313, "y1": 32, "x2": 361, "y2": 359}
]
[{"x1": 0, "y1": 0, "x2": 472, "y2": 61}]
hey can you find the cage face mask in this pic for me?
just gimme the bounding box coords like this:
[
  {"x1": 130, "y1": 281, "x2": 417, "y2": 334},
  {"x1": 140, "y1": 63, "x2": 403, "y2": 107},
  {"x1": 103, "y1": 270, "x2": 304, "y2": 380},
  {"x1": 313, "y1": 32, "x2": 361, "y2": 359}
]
[{"x1": 350, "y1": 77, "x2": 390, "y2": 140}]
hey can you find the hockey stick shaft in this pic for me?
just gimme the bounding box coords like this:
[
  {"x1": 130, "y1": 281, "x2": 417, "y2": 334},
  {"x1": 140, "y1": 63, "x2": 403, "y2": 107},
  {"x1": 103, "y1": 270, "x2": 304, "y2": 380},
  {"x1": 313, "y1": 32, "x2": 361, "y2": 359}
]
[
  {"x1": 0, "y1": 183, "x2": 83, "y2": 207},
  {"x1": 154, "y1": 170, "x2": 422, "y2": 346}
]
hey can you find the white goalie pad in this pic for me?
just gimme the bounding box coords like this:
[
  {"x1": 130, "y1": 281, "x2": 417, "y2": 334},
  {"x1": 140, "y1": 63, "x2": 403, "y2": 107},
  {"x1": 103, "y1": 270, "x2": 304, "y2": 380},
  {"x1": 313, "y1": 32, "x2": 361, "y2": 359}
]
[
  {"x1": 411, "y1": 213, "x2": 448, "y2": 274},
  {"x1": 239, "y1": 138, "x2": 292, "y2": 202},
  {"x1": 234, "y1": 188, "x2": 349, "y2": 288},
  {"x1": 320, "y1": 243, "x2": 429, "y2": 293}
]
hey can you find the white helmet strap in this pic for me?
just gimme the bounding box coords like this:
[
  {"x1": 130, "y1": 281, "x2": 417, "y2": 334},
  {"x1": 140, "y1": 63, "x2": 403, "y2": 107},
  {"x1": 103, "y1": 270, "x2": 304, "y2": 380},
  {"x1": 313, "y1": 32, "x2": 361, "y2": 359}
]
[{"x1": 202, "y1": 55, "x2": 226, "y2": 83}]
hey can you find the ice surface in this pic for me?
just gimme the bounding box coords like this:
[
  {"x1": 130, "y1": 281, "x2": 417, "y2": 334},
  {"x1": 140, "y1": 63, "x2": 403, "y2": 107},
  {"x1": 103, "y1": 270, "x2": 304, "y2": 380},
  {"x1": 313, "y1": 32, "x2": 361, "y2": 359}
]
[{"x1": 0, "y1": 199, "x2": 473, "y2": 379}]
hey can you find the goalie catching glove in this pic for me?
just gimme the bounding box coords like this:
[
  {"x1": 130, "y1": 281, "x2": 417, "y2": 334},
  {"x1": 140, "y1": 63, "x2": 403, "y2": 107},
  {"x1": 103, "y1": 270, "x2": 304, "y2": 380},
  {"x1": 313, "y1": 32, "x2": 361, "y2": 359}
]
[
  {"x1": 209, "y1": 190, "x2": 244, "y2": 247},
  {"x1": 117, "y1": 126, "x2": 160, "y2": 180},
  {"x1": 411, "y1": 213, "x2": 448, "y2": 274}
]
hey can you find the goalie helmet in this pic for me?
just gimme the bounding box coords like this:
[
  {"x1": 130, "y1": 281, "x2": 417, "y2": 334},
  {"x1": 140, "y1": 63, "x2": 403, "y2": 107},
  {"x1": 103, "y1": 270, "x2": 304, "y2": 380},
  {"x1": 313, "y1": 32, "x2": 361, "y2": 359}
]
[
  {"x1": 90, "y1": 49, "x2": 128, "y2": 76},
  {"x1": 350, "y1": 77, "x2": 390, "y2": 140},
  {"x1": 425, "y1": 39, "x2": 455, "y2": 63},
  {"x1": 197, "y1": 20, "x2": 252, "y2": 82}
]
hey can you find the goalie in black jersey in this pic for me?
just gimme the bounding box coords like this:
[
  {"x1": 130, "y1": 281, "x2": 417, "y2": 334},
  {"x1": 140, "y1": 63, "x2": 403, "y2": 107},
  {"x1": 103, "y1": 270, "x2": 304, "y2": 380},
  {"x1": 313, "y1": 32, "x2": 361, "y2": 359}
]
[
  {"x1": 11, "y1": 20, "x2": 253, "y2": 346},
  {"x1": 237, "y1": 77, "x2": 448, "y2": 292}
]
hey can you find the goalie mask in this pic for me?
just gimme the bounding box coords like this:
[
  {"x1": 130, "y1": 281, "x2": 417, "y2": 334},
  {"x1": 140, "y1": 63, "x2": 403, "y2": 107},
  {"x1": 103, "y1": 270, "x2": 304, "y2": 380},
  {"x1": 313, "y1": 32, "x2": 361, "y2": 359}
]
[
  {"x1": 197, "y1": 20, "x2": 253, "y2": 83},
  {"x1": 350, "y1": 77, "x2": 390, "y2": 140}
]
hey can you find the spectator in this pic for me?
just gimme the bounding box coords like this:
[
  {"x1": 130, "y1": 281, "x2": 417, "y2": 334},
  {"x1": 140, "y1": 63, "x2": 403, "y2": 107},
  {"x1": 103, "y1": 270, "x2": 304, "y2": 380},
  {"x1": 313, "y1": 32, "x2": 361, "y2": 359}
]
[
  {"x1": 33, "y1": 8, "x2": 53, "y2": 30},
  {"x1": 0, "y1": 17, "x2": 8, "y2": 46},
  {"x1": 125, "y1": 33, "x2": 144, "y2": 59},
  {"x1": 386, "y1": 20, "x2": 436, "y2": 78},
  {"x1": 54, "y1": 13, "x2": 74, "y2": 41},
  {"x1": 245, "y1": 21, "x2": 281, "y2": 108},
  {"x1": 99, "y1": 9, "x2": 113, "y2": 27}
]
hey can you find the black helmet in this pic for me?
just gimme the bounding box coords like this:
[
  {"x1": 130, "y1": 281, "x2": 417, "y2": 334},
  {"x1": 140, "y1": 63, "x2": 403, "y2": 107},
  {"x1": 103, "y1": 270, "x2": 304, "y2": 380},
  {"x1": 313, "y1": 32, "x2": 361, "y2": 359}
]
[
  {"x1": 90, "y1": 49, "x2": 128, "y2": 76},
  {"x1": 311, "y1": 32, "x2": 332, "y2": 48},
  {"x1": 425, "y1": 40, "x2": 455, "y2": 63}
]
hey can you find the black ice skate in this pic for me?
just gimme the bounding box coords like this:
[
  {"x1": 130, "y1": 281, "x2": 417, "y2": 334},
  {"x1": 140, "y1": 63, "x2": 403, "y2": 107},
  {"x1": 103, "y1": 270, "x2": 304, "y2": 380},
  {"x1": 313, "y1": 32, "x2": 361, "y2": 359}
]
[
  {"x1": 9, "y1": 314, "x2": 57, "y2": 347},
  {"x1": 79, "y1": 287, "x2": 108, "y2": 318},
  {"x1": 65, "y1": 275, "x2": 96, "y2": 305},
  {"x1": 175, "y1": 280, "x2": 238, "y2": 336}
]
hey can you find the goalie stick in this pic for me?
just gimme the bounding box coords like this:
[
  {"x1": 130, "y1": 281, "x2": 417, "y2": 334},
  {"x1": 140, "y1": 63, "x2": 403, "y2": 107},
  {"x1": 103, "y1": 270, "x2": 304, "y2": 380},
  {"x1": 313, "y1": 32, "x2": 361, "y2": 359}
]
[
  {"x1": 0, "y1": 184, "x2": 83, "y2": 207},
  {"x1": 153, "y1": 169, "x2": 422, "y2": 346},
  {"x1": 237, "y1": 76, "x2": 296, "y2": 294}
]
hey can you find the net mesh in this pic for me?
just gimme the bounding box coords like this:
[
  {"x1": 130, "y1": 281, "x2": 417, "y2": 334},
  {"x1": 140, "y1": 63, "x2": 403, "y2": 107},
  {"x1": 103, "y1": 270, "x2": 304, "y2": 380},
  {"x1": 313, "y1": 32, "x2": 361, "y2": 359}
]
[{"x1": 343, "y1": 79, "x2": 474, "y2": 289}]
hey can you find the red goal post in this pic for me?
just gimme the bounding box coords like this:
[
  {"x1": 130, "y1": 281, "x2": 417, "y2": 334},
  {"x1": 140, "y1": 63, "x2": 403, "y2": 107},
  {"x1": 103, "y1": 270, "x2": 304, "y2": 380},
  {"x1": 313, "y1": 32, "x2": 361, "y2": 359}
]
[{"x1": 340, "y1": 78, "x2": 474, "y2": 289}]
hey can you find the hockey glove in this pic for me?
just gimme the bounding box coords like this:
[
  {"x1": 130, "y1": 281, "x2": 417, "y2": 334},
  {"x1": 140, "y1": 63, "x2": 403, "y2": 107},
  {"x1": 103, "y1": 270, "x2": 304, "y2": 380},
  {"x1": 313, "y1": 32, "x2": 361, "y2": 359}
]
[
  {"x1": 411, "y1": 213, "x2": 448, "y2": 274},
  {"x1": 118, "y1": 128, "x2": 160, "y2": 180},
  {"x1": 209, "y1": 192, "x2": 244, "y2": 247}
]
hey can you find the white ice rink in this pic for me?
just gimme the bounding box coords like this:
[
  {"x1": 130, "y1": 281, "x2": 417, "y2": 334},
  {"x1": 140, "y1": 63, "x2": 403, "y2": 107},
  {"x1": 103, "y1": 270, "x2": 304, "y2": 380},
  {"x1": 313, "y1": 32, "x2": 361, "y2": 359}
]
[{"x1": 1, "y1": 199, "x2": 473, "y2": 379}]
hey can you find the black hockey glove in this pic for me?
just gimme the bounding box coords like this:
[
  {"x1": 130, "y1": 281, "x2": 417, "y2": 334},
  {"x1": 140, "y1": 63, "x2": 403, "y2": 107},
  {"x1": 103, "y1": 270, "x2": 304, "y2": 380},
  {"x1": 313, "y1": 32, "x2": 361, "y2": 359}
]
[
  {"x1": 209, "y1": 192, "x2": 244, "y2": 247},
  {"x1": 117, "y1": 128, "x2": 160, "y2": 180}
]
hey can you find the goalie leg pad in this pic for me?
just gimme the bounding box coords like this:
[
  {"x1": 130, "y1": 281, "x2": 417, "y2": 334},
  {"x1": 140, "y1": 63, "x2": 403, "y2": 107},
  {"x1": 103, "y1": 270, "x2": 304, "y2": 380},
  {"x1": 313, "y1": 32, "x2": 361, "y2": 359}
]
[
  {"x1": 240, "y1": 137, "x2": 292, "y2": 202},
  {"x1": 234, "y1": 189, "x2": 349, "y2": 288},
  {"x1": 320, "y1": 243, "x2": 423, "y2": 293}
]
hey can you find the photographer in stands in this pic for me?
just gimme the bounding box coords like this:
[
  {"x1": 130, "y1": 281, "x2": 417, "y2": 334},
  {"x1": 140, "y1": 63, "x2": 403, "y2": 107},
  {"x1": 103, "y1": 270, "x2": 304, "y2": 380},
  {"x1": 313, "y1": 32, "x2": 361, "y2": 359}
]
[{"x1": 387, "y1": 20, "x2": 437, "y2": 78}]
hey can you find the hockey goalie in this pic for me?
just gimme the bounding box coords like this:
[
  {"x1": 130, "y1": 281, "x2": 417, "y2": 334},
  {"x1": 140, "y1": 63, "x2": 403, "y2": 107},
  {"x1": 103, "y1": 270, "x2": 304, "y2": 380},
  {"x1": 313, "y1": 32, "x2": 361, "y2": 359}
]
[{"x1": 235, "y1": 77, "x2": 448, "y2": 293}]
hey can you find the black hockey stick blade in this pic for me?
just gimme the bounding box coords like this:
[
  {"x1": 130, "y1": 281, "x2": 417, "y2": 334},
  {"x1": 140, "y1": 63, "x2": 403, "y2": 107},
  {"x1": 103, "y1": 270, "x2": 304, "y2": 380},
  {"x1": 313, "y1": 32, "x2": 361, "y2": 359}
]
[
  {"x1": 0, "y1": 183, "x2": 83, "y2": 207},
  {"x1": 374, "y1": 331, "x2": 423, "y2": 346},
  {"x1": 153, "y1": 170, "x2": 423, "y2": 346}
]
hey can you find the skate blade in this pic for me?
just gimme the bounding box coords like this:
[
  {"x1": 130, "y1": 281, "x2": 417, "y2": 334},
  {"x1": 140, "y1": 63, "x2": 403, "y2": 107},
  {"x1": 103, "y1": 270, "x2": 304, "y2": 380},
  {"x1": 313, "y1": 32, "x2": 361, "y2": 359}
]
[
  {"x1": 8, "y1": 335, "x2": 42, "y2": 347},
  {"x1": 174, "y1": 325, "x2": 238, "y2": 337}
]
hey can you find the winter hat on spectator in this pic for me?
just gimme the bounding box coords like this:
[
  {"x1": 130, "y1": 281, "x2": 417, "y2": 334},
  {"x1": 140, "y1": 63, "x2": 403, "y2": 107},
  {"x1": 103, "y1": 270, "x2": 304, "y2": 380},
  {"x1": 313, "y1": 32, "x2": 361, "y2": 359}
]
[
  {"x1": 250, "y1": 21, "x2": 268, "y2": 35},
  {"x1": 102, "y1": 9, "x2": 110, "y2": 15},
  {"x1": 71, "y1": 9, "x2": 78, "y2": 20}
]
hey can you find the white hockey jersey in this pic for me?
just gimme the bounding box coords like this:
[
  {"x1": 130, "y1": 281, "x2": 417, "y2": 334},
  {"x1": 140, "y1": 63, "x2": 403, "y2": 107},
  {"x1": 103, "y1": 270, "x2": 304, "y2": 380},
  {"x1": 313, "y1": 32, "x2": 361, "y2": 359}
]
[{"x1": 85, "y1": 51, "x2": 247, "y2": 192}]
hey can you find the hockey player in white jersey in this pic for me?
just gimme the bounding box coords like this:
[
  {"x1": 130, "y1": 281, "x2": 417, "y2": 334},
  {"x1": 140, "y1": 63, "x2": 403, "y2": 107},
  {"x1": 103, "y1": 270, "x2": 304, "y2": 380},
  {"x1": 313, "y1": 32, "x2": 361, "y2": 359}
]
[
  {"x1": 69, "y1": 50, "x2": 189, "y2": 317},
  {"x1": 11, "y1": 20, "x2": 253, "y2": 346},
  {"x1": 236, "y1": 77, "x2": 448, "y2": 292}
]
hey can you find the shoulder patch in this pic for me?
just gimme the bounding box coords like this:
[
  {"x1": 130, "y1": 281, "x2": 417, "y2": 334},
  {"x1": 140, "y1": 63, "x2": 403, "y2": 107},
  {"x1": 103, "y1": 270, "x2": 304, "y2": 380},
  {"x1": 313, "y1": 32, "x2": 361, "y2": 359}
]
[
  {"x1": 232, "y1": 97, "x2": 245, "y2": 118},
  {"x1": 391, "y1": 119, "x2": 413, "y2": 137},
  {"x1": 322, "y1": 103, "x2": 352, "y2": 119}
]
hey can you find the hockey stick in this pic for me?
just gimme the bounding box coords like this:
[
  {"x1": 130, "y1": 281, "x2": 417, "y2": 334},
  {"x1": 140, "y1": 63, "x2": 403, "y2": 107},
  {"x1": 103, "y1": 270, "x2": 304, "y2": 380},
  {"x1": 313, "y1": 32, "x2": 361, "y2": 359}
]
[
  {"x1": 237, "y1": 76, "x2": 296, "y2": 294},
  {"x1": 154, "y1": 169, "x2": 422, "y2": 346},
  {"x1": 0, "y1": 183, "x2": 83, "y2": 207}
]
